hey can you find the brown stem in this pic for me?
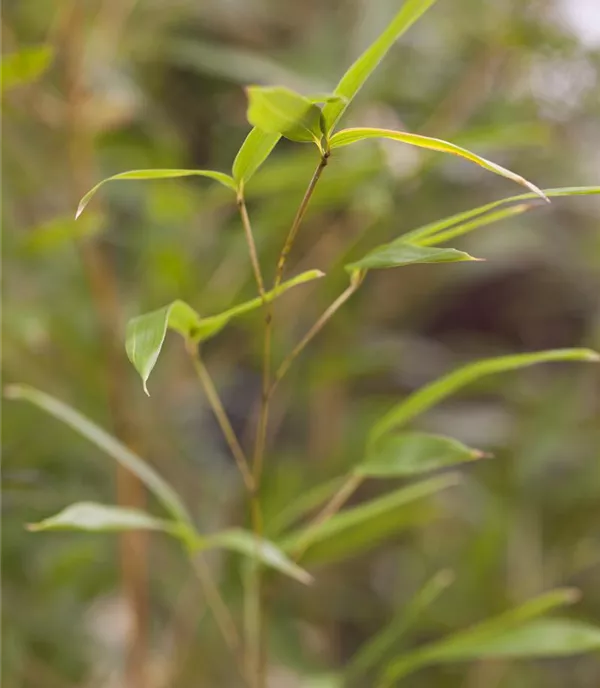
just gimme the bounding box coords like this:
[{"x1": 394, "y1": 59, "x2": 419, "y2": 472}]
[
  {"x1": 63, "y1": 5, "x2": 147, "y2": 687},
  {"x1": 237, "y1": 194, "x2": 266, "y2": 298},
  {"x1": 187, "y1": 345, "x2": 255, "y2": 492}
]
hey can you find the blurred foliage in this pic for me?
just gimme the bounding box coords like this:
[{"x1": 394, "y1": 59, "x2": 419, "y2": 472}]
[{"x1": 2, "y1": 0, "x2": 600, "y2": 687}]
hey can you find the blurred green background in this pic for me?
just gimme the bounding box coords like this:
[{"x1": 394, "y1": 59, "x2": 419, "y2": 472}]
[{"x1": 2, "y1": 0, "x2": 600, "y2": 686}]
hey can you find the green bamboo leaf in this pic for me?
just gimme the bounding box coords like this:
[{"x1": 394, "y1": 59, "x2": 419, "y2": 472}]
[
  {"x1": 126, "y1": 300, "x2": 201, "y2": 395},
  {"x1": 358, "y1": 432, "x2": 487, "y2": 478},
  {"x1": 126, "y1": 270, "x2": 324, "y2": 394},
  {"x1": 75, "y1": 169, "x2": 236, "y2": 219},
  {"x1": 382, "y1": 589, "x2": 596, "y2": 683},
  {"x1": 232, "y1": 127, "x2": 281, "y2": 188},
  {"x1": 207, "y1": 529, "x2": 313, "y2": 585},
  {"x1": 345, "y1": 242, "x2": 480, "y2": 273},
  {"x1": 330, "y1": 128, "x2": 548, "y2": 201},
  {"x1": 346, "y1": 569, "x2": 454, "y2": 681},
  {"x1": 322, "y1": 0, "x2": 439, "y2": 132},
  {"x1": 1, "y1": 45, "x2": 53, "y2": 92},
  {"x1": 402, "y1": 186, "x2": 600, "y2": 245},
  {"x1": 191, "y1": 269, "x2": 325, "y2": 341},
  {"x1": 4, "y1": 385, "x2": 193, "y2": 528},
  {"x1": 371, "y1": 349, "x2": 599, "y2": 443},
  {"x1": 28, "y1": 502, "x2": 177, "y2": 534},
  {"x1": 281, "y1": 473, "x2": 458, "y2": 564},
  {"x1": 245, "y1": 85, "x2": 323, "y2": 143}
]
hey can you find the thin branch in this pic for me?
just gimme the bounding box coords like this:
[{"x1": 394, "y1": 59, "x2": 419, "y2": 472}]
[
  {"x1": 237, "y1": 194, "x2": 266, "y2": 298},
  {"x1": 271, "y1": 279, "x2": 361, "y2": 397},
  {"x1": 187, "y1": 345, "x2": 255, "y2": 492}
]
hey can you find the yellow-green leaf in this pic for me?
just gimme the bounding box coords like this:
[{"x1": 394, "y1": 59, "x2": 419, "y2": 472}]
[
  {"x1": 232, "y1": 127, "x2": 281, "y2": 188},
  {"x1": 345, "y1": 242, "x2": 480, "y2": 273},
  {"x1": 1, "y1": 45, "x2": 53, "y2": 92},
  {"x1": 330, "y1": 128, "x2": 548, "y2": 201}
]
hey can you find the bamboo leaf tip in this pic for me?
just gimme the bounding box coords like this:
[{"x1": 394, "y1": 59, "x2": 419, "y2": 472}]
[{"x1": 585, "y1": 350, "x2": 600, "y2": 362}]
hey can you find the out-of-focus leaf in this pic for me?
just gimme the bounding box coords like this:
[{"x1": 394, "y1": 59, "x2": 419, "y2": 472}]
[
  {"x1": 24, "y1": 213, "x2": 103, "y2": 254},
  {"x1": 330, "y1": 128, "x2": 548, "y2": 200},
  {"x1": 347, "y1": 569, "x2": 454, "y2": 681},
  {"x1": 5, "y1": 385, "x2": 193, "y2": 528},
  {"x1": 206, "y1": 529, "x2": 313, "y2": 585},
  {"x1": 232, "y1": 127, "x2": 281, "y2": 188},
  {"x1": 126, "y1": 270, "x2": 324, "y2": 392},
  {"x1": 357, "y1": 432, "x2": 486, "y2": 478},
  {"x1": 401, "y1": 186, "x2": 600, "y2": 245},
  {"x1": 322, "y1": 0, "x2": 439, "y2": 132},
  {"x1": 126, "y1": 300, "x2": 200, "y2": 395},
  {"x1": 281, "y1": 473, "x2": 459, "y2": 564},
  {"x1": 1, "y1": 45, "x2": 53, "y2": 92},
  {"x1": 382, "y1": 588, "x2": 596, "y2": 683},
  {"x1": 76, "y1": 169, "x2": 236, "y2": 218},
  {"x1": 371, "y1": 349, "x2": 599, "y2": 442},
  {"x1": 28, "y1": 502, "x2": 177, "y2": 534},
  {"x1": 345, "y1": 242, "x2": 479, "y2": 273},
  {"x1": 246, "y1": 86, "x2": 323, "y2": 143}
]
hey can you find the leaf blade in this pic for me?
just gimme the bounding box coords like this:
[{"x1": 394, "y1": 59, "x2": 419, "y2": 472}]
[
  {"x1": 345, "y1": 242, "x2": 480, "y2": 273},
  {"x1": 208, "y1": 529, "x2": 313, "y2": 585},
  {"x1": 76, "y1": 169, "x2": 236, "y2": 219},
  {"x1": 322, "y1": 0, "x2": 439, "y2": 131},
  {"x1": 358, "y1": 432, "x2": 487, "y2": 478},
  {"x1": 371, "y1": 349, "x2": 599, "y2": 442},
  {"x1": 5, "y1": 385, "x2": 192, "y2": 527},
  {"x1": 232, "y1": 127, "x2": 281, "y2": 187},
  {"x1": 28, "y1": 502, "x2": 176, "y2": 534},
  {"x1": 330, "y1": 128, "x2": 548, "y2": 200},
  {"x1": 1, "y1": 45, "x2": 54, "y2": 92}
]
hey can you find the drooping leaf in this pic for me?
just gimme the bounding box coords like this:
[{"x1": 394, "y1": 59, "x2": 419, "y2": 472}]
[
  {"x1": 346, "y1": 569, "x2": 454, "y2": 681},
  {"x1": 401, "y1": 185, "x2": 600, "y2": 245},
  {"x1": 207, "y1": 529, "x2": 313, "y2": 585},
  {"x1": 28, "y1": 502, "x2": 177, "y2": 534},
  {"x1": 281, "y1": 473, "x2": 458, "y2": 564},
  {"x1": 329, "y1": 128, "x2": 548, "y2": 201},
  {"x1": 126, "y1": 300, "x2": 201, "y2": 395},
  {"x1": 370, "y1": 349, "x2": 599, "y2": 442},
  {"x1": 5, "y1": 385, "x2": 193, "y2": 528},
  {"x1": 76, "y1": 169, "x2": 236, "y2": 218},
  {"x1": 358, "y1": 432, "x2": 487, "y2": 478},
  {"x1": 245, "y1": 85, "x2": 323, "y2": 143},
  {"x1": 125, "y1": 270, "x2": 324, "y2": 393},
  {"x1": 322, "y1": 0, "x2": 439, "y2": 132},
  {"x1": 232, "y1": 127, "x2": 281, "y2": 188},
  {"x1": 1, "y1": 45, "x2": 53, "y2": 92},
  {"x1": 382, "y1": 589, "x2": 596, "y2": 683},
  {"x1": 345, "y1": 242, "x2": 479, "y2": 273}
]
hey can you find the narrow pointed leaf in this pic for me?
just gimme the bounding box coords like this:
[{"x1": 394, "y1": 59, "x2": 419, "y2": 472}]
[
  {"x1": 76, "y1": 169, "x2": 236, "y2": 218},
  {"x1": 402, "y1": 185, "x2": 600, "y2": 245},
  {"x1": 207, "y1": 529, "x2": 313, "y2": 585},
  {"x1": 281, "y1": 473, "x2": 459, "y2": 564},
  {"x1": 347, "y1": 569, "x2": 454, "y2": 681},
  {"x1": 345, "y1": 242, "x2": 479, "y2": 273},
  {"x1": 371, "y1": 349, "x2": 599, "y2": 442},
  {"x1": 1, "y1": 45, "x2": 53, "y2": 92},
  {"x1": 5, "y1": 385, "x2": 192, "y2": 527},
  {"x1": 358, "y1": 432, "x2": 487, "y2": 478},
  {"x1": 330, "y1": 128, "x2": 548, "y2": 201},
  {"x1": 232, "y1": 127, "x2": 281, "y2": 187},
  {"x1": 322, "y1": 0, "x2": 439, "y2": 132},
  {"x1": 126, "y1": 300, "x2": 201, "y2": 395},
  {"x1": 382, "y1": 589, "x2": 594, "y2": 683},
  {"x1": 125, "y1": 270, "x2": 324, "y2": 392},
  {"x1": 192, "y1": 269, "x2": 325, "y2": 341},
  {"x1": 246, "y1": 85, "x2": 323, "y2": 143},
  {"x1": 28, "y1": 502, "x2": 177, "y2": 534}
]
